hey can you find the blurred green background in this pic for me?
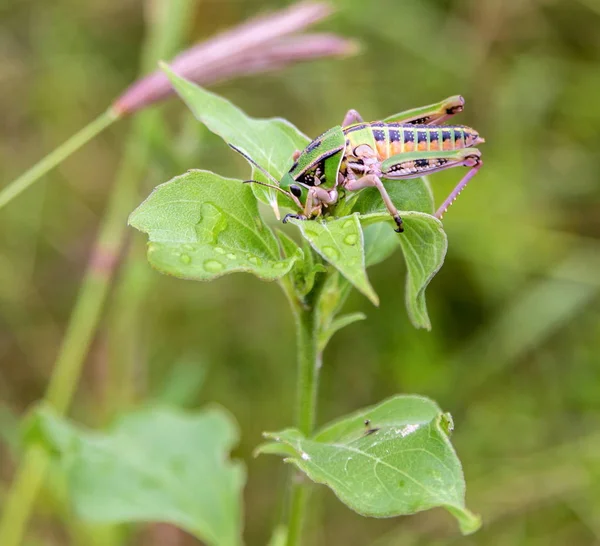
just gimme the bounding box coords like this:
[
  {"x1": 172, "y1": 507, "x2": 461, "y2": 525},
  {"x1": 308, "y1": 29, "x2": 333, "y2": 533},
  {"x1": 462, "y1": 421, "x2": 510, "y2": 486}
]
[{"x1": 2, "y1": 0, "x2": 600, "y2": 544}]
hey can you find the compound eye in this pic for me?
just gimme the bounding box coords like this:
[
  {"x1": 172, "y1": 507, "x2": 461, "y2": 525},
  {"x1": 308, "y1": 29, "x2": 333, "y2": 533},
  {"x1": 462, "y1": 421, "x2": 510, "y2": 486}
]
[{"x1": 290, "y1": 184, "x2": 302, "y2": 198}]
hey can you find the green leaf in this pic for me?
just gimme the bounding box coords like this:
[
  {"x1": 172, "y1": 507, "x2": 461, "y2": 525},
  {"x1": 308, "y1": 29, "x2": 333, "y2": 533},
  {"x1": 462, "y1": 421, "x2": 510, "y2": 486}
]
[
  {"x1": 353, "y1": 176, "x2": 433, "y2": 269},
  {"x1": 360, "y1": 212, "x2": 447, "y2": 330},
  {"x1": 318, "y1": 312, "x2": 366, "y2": 352},
  {"x1": 26, "y1": 405, "x2": 245, "y2": 546},
  {"x1": 363, "y1": 222, "x2": 400, "y2": 267},
  {"x1": 277, "y1": 231, "x2": 325, "y2": 298},
  {"x1": 163, "y1": 64, "x2": 309, "y2": 216},
  {"x1": 258, "y1": 395, "x2": 480, "y2": 535},
  {"x1": 129, "y1": 170, "x2": 296, "y2": 281},
  {"x1": 289, "y1": 214, "x2": 379, "y2": 305}
]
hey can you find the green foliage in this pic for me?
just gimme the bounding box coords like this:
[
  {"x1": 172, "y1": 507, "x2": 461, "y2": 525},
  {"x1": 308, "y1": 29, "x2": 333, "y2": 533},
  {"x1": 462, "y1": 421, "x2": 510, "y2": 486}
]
[
  {"x1": 4, "y1": 1, "x2": 600, "y2": 545},
  {"x1": 258, "y1": 395, "x2": 480, "y2": 535},
  {"x1": 125, "y1": 72, "x2": 470, "y2": 539},
  {"x1": 360, "y1": 212, "x2": 447, "y2": 330},
  {"x1": 289, "y1": 214, "x2": 378, "y2": 305},
  {"x1": 129, "y1": 170, "x2": 297, "y2": 281},
  {"x1": 132, "y1": 68, "x2": 447, "y2": 329},
  {"x1": 162, "y1": 63, "x2": 309, "y2": 216},
  {"x1": 26, "y1": 405, "x2": 244, "y2": 546}
]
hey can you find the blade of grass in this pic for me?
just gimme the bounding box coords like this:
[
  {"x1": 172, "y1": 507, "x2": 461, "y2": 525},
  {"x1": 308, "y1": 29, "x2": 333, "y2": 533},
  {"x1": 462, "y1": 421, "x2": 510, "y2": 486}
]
[
  {"x1": 0, "y1": 110, "x2": 119, "y2": 211},
  {"x1": 0, "y1": 1, "x2": 195, "y2": 544}
]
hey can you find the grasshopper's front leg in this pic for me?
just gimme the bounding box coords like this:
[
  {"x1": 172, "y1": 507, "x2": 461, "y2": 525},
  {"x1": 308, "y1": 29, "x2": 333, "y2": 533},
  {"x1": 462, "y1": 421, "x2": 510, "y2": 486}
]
[
  {"x1": 380, "y1": 148, "x2": 482, "y2": 219},
  {"x1": 282, "y1": 186, "x2": 339, "y2": 224},
  {"x1": 384, "y1": 95, "x2": 465, "y2": 126}
]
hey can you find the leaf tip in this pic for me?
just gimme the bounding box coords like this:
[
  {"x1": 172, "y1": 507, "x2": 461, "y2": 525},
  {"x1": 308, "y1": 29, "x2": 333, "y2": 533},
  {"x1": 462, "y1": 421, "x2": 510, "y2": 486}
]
[
  {"x1": 450, "y1": 506, "x2": 482, "y2": 535},
  {"x1": 270, "y1": 198, "x2": 281, "y2": 221},
  {"x1": 364, "y1": 285, "x2": 379, "y2": 306}
]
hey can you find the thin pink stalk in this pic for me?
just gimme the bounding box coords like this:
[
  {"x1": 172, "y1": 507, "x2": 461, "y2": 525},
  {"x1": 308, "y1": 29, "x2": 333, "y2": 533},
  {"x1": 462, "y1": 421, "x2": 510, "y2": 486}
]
[
  {"x1": 186, "y1": 33, "x2": 357, "y2": 87},
  {"x1": 113, "y1": 1, "x2": 342, "y2": 115}
]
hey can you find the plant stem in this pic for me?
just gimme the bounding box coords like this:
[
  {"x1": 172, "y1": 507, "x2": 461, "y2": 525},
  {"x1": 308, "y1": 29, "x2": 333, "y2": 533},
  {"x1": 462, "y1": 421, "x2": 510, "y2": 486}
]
[
  {"x1": 0, "y1": 110, "x2": 119, "y2": 210},
  {"x1": 286, "y1": 290, "x2": 322, "y2": 546},
  {"x1": 294, "y1": 304, "x2": 320, "y2": 436}
]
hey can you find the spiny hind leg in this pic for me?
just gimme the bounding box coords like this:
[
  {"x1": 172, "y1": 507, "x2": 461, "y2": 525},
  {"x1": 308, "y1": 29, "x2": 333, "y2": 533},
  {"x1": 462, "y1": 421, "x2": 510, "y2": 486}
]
[
  {"x1": 383, "y1": 95, "x2": 465, "y2": 126},
  {"x1": 435, "y1": 158, "x2": 482, "y2": 219},
  {"x1": 380, "y1": 148, "x2": 482, "y2": 220},
  {"x1": 344, "y1": 174, "x2": 403, "y2": 233},
  {"x1": 342, "y1": 109, "x2": 364, "y2": 127}
]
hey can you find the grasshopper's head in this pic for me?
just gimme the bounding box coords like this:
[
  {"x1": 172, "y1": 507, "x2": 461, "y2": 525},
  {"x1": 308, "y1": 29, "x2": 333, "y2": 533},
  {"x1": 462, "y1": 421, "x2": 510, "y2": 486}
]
[{"x1": 279, "y1": 172, "x2": 309, "y2": 207}]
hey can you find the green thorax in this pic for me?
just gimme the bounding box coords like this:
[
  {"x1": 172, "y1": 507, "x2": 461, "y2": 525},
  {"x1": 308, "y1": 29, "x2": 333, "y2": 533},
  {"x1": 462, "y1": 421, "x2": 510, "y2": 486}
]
[
  {"x1": 283, "y1": 125, "x2": 345, "y2": 191},
  {"x1": 343, "y1": 122, "x2": 377, "y2": 151}
]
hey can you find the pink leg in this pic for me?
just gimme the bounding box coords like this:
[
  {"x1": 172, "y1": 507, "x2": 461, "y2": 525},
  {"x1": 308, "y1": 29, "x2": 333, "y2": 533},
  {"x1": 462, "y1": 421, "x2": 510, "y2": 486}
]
[
  {"x1": 342, "y1": 109, "x2": 364, "y2": 127},
  {"x1": 435, "y1": 160, "x2": 482, "y2": 219},
  {"x1": 345, "y1": 174, "x2": 404, "y2": 232}
]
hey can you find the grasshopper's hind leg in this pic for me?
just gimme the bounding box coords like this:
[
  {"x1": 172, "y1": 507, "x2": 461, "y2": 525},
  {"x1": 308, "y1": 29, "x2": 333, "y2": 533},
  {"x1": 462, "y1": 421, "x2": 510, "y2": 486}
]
[
  {"x1": 343, "y1": 96, "x2": 465, "y2": 128},
  {"x1": 342, "y1": 109, "x2": 364, "y2": 127},
  {"x1": 384, "y1": 96, "x2": 465, "y2": 126},
  {"x1": 380, "y1": 148, "x2": 482, "y2": 220},
  {"x1": 344, "y1": 174, "x2": 404, "y2": 232},
  {"x1": 434, "y1": 159, "x2": 482, "y2": 219}
]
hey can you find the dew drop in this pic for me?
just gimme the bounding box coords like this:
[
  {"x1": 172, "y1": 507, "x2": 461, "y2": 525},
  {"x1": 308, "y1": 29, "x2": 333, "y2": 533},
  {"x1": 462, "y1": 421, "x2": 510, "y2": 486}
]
[
  {"x1": 180, "y1": 254, "x2": 191, "y2": 264},
  {"x1": 183, "y1": 244, "x2": 195, "y2": 252},
  {"x1": 322, "y1": 246, "x2": 340, "y2": 260},
  {"x1": 273, "y1": 261, "x2": 287, "y2": 269},
  {"x1": 342, "y1": 219, "x2": 354, "y2": 229},
  {"x1": 304, "y1": 228, "x2": 318, "y2": 238},
  {"x1": 226, "y1": 253, "x2": 237, "y2": 260},
  {"x1": 248, "y1": 255, "x2": 262, "y2": 266},
  {"x1": 343, "y1": 234, "x2": 358, "y2": 245},
  {"x1": 204, "y1": 259, "x2": 224, "y2": 272},
  {"x1": 214, "y1": 247, "x2": 226, "y2": 254}
]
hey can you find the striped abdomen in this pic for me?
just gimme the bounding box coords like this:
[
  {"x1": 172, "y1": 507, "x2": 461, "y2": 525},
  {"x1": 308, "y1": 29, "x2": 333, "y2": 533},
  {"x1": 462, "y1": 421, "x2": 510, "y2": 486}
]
[{"x1": 344, "y1": 122, "x2": 482, "y2": 161}]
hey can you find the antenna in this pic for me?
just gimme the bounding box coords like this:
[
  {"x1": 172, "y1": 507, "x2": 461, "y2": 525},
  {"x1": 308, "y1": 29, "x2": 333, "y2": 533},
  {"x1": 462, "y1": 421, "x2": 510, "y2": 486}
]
[
  {"x1": 243, "y1": 180, "x2": 303, "y2": 210},
  {"x1": 229, "y1": 144, "x2": 279, "y2": 186}
]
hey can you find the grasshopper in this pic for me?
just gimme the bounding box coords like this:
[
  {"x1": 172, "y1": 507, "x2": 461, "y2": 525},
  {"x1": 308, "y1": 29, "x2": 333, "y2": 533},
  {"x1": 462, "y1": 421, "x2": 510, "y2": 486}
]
[{"x1": 234, "y1": 96, "x2": 484, "y2": 233}]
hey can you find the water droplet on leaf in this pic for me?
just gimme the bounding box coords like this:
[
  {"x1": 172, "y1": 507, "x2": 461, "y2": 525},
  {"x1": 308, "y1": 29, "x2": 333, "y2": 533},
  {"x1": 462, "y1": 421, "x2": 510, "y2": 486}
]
[
  {"x1": 214, "y1": 247, "x2": 226, "y2": 254},
  {"x1": 226, "y1": 253, "x2": 237, "y2": 260},
  {"x1": 180, "y1": 254, "x2": 191, "y2": 264},
  {"x1": 204, "y1": 259, "x2": 224, "y2": 272},
  {"x1": 342, "y1": 219, "x2": 354, "y2": 229},
  {"x1": 248, "y1": 255, "x2": 262, "y2": 266},
  {"x1": 343, "y1": 234, "x2": 358, "y2": 245},
  {"x1": 322, "y1": 246, "x2": 340, "y2": 260}
]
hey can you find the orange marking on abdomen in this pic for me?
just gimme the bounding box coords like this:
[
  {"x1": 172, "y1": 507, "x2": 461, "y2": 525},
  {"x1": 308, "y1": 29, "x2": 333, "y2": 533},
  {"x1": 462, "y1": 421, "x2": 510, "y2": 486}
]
[
  {"x1": 376, "y1": 140, "x2": 387, "y2": 160},
  {"x1": 391, "y1": 140, "x2": 403, "y2": 155},
  {"x1": 428, "y1": 139, "x2": 441, "y2": 151}
]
